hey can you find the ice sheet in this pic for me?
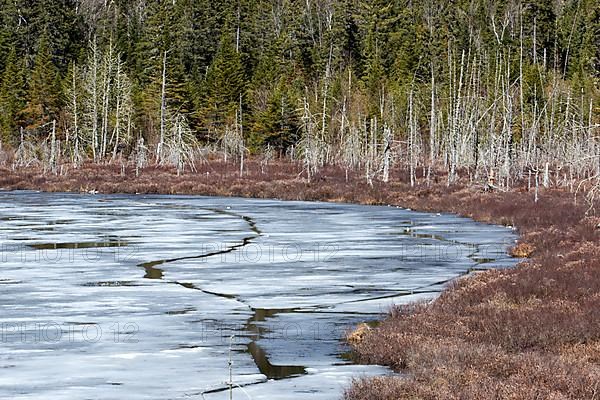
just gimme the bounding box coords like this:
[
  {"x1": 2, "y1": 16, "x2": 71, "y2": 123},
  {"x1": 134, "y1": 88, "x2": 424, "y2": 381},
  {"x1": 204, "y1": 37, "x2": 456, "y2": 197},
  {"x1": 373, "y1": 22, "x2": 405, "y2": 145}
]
[{"x1": 0, "y1": 192, "x2": 518, "y2": 399}]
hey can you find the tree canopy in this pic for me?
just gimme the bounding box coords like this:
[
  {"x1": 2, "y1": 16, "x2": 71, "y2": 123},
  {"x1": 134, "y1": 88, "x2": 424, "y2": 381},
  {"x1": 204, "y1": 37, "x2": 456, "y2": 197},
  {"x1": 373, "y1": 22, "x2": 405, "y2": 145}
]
[{"x1": 0, "y1": 0, "x2": 597, "y2": 157}]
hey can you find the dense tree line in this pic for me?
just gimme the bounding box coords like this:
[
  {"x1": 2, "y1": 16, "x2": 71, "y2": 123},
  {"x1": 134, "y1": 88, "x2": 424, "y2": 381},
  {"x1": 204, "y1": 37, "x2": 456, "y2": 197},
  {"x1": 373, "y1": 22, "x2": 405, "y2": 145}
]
[{"x1": 0, "y1": 0, "x2": 598, "y2": 185}]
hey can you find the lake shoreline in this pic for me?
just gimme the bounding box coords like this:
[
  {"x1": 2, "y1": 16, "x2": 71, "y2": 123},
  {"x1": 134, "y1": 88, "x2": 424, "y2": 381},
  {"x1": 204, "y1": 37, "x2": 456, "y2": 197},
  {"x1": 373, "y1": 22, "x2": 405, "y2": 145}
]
[{"x1": 2, "y1": 160, "x2": 599, "y2": 398}]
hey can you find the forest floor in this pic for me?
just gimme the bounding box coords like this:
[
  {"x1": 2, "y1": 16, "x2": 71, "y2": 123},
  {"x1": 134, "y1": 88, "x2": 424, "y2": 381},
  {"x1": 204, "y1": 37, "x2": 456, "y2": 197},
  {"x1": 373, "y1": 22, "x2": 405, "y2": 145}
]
[{"x1": 1, "y1": 159, "x2": 599, "y2": 399}]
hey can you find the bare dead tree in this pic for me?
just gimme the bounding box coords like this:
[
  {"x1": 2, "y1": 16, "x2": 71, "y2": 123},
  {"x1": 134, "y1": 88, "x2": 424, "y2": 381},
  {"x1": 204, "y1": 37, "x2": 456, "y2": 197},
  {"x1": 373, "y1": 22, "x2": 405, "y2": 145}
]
[
  {"x1": 299, "y1": 96, "x2": 325, "y2": 181},
  {"x1": 48, "y1": 120, "x2": 57, "y2": 174},
  {"x1": 382, "y1": 125, "x2": 392, "y2": 183},
  {"x1": 13, "y1": 128, "x2": 39, "y2": 169},
  {"x1": 156, "y1": 50, "x2": 168, "y2": 164},
  {"x1": 134, "y1": 136, "x2": 147, "y2": 177},
  {"x1": 65, "y1": 61, "x2": 83, "y2": 167},
  {"x1": 156, "y1": 112, "x2": 197, "y2": 175}
]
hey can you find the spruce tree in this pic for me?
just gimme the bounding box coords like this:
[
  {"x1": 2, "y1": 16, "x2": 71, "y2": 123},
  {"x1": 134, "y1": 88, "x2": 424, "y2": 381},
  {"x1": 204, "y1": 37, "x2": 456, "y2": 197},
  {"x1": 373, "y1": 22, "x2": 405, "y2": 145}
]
[
  {"x1": 23, "y1": 34, "x2": 61, "y2": 130},
  {"x1": 198, "y1": 29, "x2": 246, "y2": 138},
  {"x1": 249, "y1": 77, "x2": 299, "y2": 152},
  {"x1": 0, "y1": 47, "x2": 26, "y2": 143},
  {"x1": 388, "y1": 3, "x2": 422, "y2": 83},
  {"x1": 356, "y1": 0, "x2": 397, "y2": 115},
  {"x1": 0, "y1": 0, "x2": 15, "y2": 73},
  {"x1": 133, "y1": 0, "x2": 192, "y2": 140}
]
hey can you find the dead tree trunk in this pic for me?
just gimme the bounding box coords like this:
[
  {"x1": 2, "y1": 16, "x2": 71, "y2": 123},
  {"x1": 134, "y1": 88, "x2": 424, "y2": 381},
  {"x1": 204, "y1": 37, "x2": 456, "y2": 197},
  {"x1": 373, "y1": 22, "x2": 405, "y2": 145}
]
[{"x1": 157, "y1": 50, "x2": 167, "y2": 164}]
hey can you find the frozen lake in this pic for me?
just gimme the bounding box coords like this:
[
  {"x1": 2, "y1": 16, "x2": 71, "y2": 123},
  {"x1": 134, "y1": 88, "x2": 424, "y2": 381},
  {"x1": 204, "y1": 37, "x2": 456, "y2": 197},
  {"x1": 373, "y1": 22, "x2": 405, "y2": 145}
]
[{"x1": 0, "y1": 192, "x2": 518, "y2": 399}]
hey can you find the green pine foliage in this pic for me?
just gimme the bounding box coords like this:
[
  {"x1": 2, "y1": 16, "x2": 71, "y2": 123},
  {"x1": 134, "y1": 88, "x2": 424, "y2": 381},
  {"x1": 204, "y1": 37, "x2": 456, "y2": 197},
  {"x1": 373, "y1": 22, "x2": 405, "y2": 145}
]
[
  {"x1": 197, "y1": 29, "x2": 246, "y2": 138},
  {"x1": 0, "y1": 0, "x2": 596, "y2": 155},
  {"x1": 23, "y1": 34, "x2": 61, "y2": 130},
  {"x1": 0, "y1": 47, "x2": 26, "y2": 143}
]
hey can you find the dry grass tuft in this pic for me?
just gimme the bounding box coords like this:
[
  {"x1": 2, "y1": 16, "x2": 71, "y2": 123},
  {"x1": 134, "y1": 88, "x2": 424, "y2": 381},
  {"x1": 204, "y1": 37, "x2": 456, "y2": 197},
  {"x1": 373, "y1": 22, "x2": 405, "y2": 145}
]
[
  {"x1": 510, "y1": 242, "x2": 535, "y2": 258},
  {"x1": 346, "y1": 323, "x2": 371, "y2": 346}
]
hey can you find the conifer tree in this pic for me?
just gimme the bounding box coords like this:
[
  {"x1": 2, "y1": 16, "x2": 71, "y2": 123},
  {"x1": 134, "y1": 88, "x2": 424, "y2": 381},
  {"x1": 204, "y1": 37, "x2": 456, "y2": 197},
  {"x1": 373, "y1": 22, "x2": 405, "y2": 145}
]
[
  {"x1": 356, "y1": 0, "x2": 396, "y2": 116},
  {"x1": 198, "y1": 29, "x2": 246, "y2": 138},
  {"x1": 0, "y1": 0, "x2": 15, "y2": 74},
  {"x1": 250, "y1": 75, "x2": 299, "y2": 152},
  {"x1": 23, "y1": 34, "x2": 61, "y2": 130},
  {"x1": 388, "y1": 2, "x2": 422, "y2": 82},
  {"x1": 0, "y1": 47, "x2": 26, "y2": 143},
  {"x1": 133, "y1": 0, "x2": 191, "y2": 142}
]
